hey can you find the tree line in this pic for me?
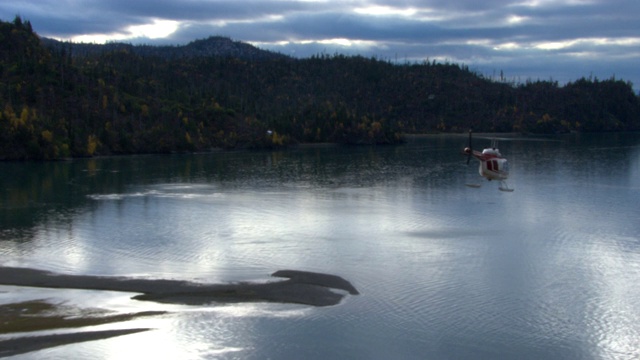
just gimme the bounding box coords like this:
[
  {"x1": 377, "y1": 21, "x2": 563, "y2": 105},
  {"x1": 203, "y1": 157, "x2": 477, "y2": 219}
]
[{"x1": 1, "y1": 17, "x2": 639, "y2": 160}]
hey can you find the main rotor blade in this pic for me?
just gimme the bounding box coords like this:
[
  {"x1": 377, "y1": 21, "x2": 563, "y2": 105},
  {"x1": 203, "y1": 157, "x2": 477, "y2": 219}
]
[{"x1": 466, "y1": 130, "x2": 472, "y2": 165}]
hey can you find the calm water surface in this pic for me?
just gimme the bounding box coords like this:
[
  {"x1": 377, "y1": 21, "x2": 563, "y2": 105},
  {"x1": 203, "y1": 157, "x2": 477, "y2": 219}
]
[{"x1": 1, "y1": 133, "x2": 640, "y2": 359}]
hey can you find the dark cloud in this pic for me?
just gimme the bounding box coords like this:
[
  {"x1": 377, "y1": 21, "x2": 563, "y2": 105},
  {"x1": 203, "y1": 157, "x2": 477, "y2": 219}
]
[
  {"x1": 2, "y1": 0, "x2": 638, "y2": 90},
  {"x1": 98, "y1": 0, "x2": 317, "y2": 21}
]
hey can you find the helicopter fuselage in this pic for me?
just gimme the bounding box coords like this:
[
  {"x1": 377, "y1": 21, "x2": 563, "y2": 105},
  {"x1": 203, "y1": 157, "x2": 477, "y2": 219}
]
[{"x1": 464, "y1": 147, "x2": 509, "y2": 181}]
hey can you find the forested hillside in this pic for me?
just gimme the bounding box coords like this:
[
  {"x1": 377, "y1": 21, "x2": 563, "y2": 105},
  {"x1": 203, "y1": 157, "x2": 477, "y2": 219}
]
[{"x1": 2, "y1": 17, "x2": 639, "y2": 160}]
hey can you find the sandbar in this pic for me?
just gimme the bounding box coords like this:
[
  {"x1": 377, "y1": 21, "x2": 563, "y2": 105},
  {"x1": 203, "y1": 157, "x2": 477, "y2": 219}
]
[
  {"x1": 0, "y1": 267, "x2": 358, "y2": 307},
  {"x1": 0, "y1": 267, "x2": 358, "y2": 356},
  {"x1": 0, "y1": 329, "x2": 151, "y2": 357},
  {"x1": 0, "y1": 300, "x2": 164, "y2": 357}
]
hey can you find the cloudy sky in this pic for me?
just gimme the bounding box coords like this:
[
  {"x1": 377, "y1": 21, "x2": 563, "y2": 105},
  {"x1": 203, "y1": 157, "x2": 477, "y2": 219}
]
[{"x1": 3, "y1": 0, "x2": 639, "y2": 91}]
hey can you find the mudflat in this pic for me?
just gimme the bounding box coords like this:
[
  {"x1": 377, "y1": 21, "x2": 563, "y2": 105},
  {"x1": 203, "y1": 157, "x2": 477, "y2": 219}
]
[
  {"x1": 0, "y1": 267, "x2": 358, "y2": 356},
  {"x1": 0, "y1": 266, "x2": 359, "y2": 306},
  {"x1": 0, "y1": 328, "x2": 152, "y2": 357},
  {"x1": 0, "y1": 299, "x2": 161, "y2": 358}
]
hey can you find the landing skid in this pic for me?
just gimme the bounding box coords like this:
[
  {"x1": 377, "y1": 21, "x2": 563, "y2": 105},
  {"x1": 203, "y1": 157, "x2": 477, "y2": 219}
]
[
  {"x1": 465, "y1": 183, "x2": 482, "y2": 188},
  {"x1": 499, "y1": 181, "x2": 514, "y2": 192}
]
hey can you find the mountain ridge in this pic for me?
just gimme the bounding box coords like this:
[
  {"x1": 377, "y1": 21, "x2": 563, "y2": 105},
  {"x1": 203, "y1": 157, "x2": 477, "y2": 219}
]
[{"x1": 41, "y1": 35, "x2": 290, "y2": 61}]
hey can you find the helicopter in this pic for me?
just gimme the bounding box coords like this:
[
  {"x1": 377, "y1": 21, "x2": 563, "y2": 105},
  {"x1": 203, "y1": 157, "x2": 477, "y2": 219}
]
[{"x1": 463, "y1": 130, "x2": 513, "y2": 192}]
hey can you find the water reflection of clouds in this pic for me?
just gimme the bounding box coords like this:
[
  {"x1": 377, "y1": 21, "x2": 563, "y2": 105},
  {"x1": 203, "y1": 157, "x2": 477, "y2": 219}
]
[
  {"x1": 98, "y1": 303, "x2": 309, "y2": 359},
  {"x1": 87, "y1": 183, "x2": 224, "y2": 201},
  {"x1": 499, "y1": 160, "x2": 640, "y2": 358},
  {"x1": 582, "y1": 238, "x2": 640, "y2": 358},
  {"x1": 94, "y1": 319, "x2": 223, "y2": 360},
  {"x1": 78, "y1": 184, "x2": 262, "y2": 280}
]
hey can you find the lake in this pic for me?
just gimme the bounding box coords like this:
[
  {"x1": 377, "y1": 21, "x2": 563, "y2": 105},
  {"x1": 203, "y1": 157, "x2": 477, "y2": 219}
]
[{"x1": 1, "y1": 133, "x2": 640, "y2": 359}]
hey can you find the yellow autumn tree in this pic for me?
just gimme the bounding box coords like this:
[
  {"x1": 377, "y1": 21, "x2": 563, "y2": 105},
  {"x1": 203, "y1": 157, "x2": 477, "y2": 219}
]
[{"x1": 87, "y1": 135, "x2": 99, "y2": 156}]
